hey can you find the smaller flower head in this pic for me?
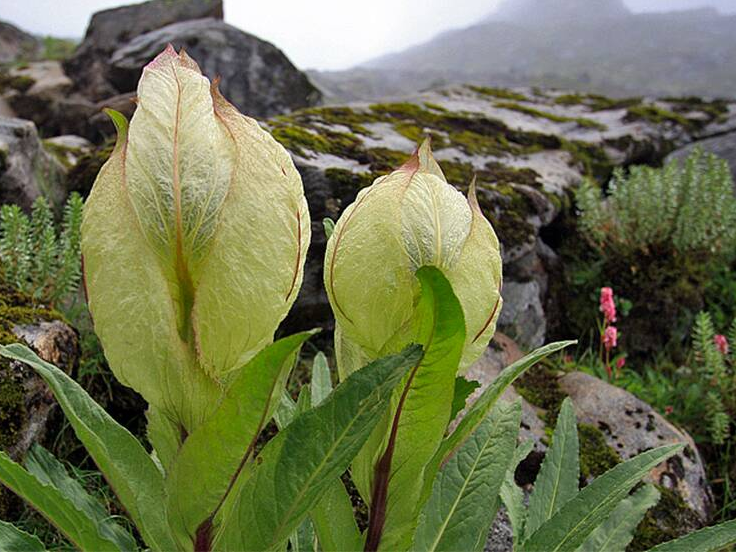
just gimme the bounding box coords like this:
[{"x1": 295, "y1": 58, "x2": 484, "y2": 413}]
[
  {"x1": 616, "y1": 356, "x2": 626, "y2": 370},
  {"x1": 599, "y1": 286, "x2": 617, "y2": 323},
  {"x1": 714, "y1": 334, "x2": 729, "y2": 356},
  {"x1": 603, "y1": 325, "x2": 618, "y2": 352}
]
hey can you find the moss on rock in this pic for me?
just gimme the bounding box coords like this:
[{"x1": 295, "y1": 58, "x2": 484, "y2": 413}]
[
  {"x1": 629, "y1": 486, "x2": 704, "y2": 551},
  {"x1": 578, "y1": 423, "x2": 621, "y2": 479}
]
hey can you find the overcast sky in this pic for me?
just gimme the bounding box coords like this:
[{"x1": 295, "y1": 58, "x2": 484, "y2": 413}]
[{"x1": 3, "y1": 0, "x2": 735, "y2": 70}]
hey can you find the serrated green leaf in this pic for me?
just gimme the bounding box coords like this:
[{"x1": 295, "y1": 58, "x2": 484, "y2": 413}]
[
  {"x1": 434, "y1": 340, "x2": 576, "y2": 470},
  {"x1": 500, "y1": 439, "x2": 535, "y2": 546},
  {"x1": 165, "y1": 331, "x2": 316, "y2": 544},
  {"x1": 310, "y1": 479, "x2": 363, "y2": 552},
  {"x1": 422, "y1": 340, "x2": 575, "y2": 510},
  {"x1": 450, "y1": 376, "x2": 480, "y2": 421},
  {"x1": 0, "y1": 343, "x2": 176, "y2": 552},
  {"x1": 306, "y1": 355, "x2": 361, "y2": 552},
  {"x1": 578, "y1": 484, "x2": 660, "y2": 552},
  {"x1": 25, "y1": 445, "x2": 137, "y2": 552},
  {"x1": 213, "y1": 345, "x2": 423, "y2": 552},
  {"x1": 521, "y1": 444, "x2": 683, "y2": 552},
  {"x1": 648, "y1": 518, "x2": 736, "y2": 552},
  {"x1": 0, "y1": 451, "x2": 121, "y2": 551},
  {"x1": 412, "y1": 399, "x2": 521, "y2": 552},
  {"x1": 525, "y1": 398, "x2": 580, "y2": 540},
  {"x1": 364, "y1": 266, "x2": 466, "y2": 552},
  {"x1": 311, "y1": 352, "x2": 333, "y2": 407},
  {"x1": 0, "y1": 520, "x2": 47, "y2": 551}
]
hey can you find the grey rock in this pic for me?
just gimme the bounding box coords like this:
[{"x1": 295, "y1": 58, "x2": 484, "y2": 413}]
[
  {"x1": 498, "y1": 281, "x2": 546, "y2": 350},
  {"x1": 0, "y1": 117, "x2": 66, "y2": 212},
  {"x1": 272, "y1": 86, "x2": 735, "y2": 342},
  {"x1": 560, "y1": 371, "x2": 714, "y2": 521},
  {"x1": 109, "y1": 19, "x2": 321, "y2": 119},
  {"x1": 4, "y1": 320, "x2": 79, "y2": 461},
  {"x1": 3, "y1": 61, "x2": 99, "y2": 138},
  {"x1": 0, "y1": 20, "x2": 41, "y2": 64},
  {"x1": 64, "y1": 0, "x2": 223, "y2": 101},
  {"x1": 44, "y1": 135, "x2": 94, "y2": 168},
  {"x1": 666, "y1": 130, "x2": 736, "y2": 183},
  {"x1": 485, "y1": 508, "x2": 514, "y2": 552}
]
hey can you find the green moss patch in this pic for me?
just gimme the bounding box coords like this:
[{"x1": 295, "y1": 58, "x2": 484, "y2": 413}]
[
  {"x1": 495, "y1": 101, "x2": 607, "y2": 131},
  {"x1": 469, "y1": 86, "x2": 528, "y2": 102},
  {"x1": 624, "y1": 105, "x2": 692, "y2": 129},
  {"x1": 629, "y1": 486, "x2": 704, "y2": 551},
  {"x1": 578, "y1": 423, "x2": 621, "y2": 479}
]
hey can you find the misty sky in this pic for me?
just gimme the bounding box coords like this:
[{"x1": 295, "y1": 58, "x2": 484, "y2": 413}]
[{"x1": 4, "y1": 0, "x2": 735, "y2": 70}]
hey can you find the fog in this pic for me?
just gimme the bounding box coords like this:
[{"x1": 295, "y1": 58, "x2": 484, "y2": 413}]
[{"x1": 2, "y1": 0, "x2": 734, "y2": 70}]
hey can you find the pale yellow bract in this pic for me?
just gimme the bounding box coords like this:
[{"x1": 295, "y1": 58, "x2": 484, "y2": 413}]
[
  {"x1": 81, "y1": 46, "x2": 311, "y2": 432},
  {"x1": 324, "y1": 140, "x2": 503, "y2": 378}
]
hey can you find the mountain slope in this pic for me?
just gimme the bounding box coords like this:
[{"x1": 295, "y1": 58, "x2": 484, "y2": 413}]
[{"x1": 312, "y1": 8, "x2": 736, "y2": 102}]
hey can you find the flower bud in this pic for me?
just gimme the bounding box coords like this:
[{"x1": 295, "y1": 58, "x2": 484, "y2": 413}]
[
  {"x1": 82, "y1": 46, "x2": 310, "y2": 429},
  {"x1": 324, "y1": 139, "x2": 502, "y2": 376}
]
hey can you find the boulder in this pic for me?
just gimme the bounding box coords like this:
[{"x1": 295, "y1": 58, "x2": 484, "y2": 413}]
[
  {"x1": 271, "y1": 87, "x2": 736, "y2": 344},
  {"x1": 559, "y1": 371, "x2": 714, "y2": 521},
  {"x1": 109, "y1": 19, "x2": 322, "y2": 119},
  {"x1": 0, "y1": 117, "x2": 66, "y2": 212},
  {"x1": 64, "y1": 0, "x2": 223, "y2": 101},
  {"x1": 0, "y1": 20, "x2": 41, "y2": 64},
  {"x1": 666, "y1": 130, "x2": 736, "y2": 183},
  {"x1": 0, "y1": 286, "x2": 79, "y2": 517},
  {"x1": 3, "y1": 61, "x2": 99, "y2": 138}
]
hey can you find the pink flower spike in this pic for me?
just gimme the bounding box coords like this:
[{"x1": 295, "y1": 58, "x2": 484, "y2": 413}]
[
  {"x1": 616, "y1": 356, "x2": 626, "y2": 370},
  {"x1": 599, "y1": 287, "x2": 617, "y2": 323},
  {"x1": 603, "y1": 326, "x2": 618, "y2": 352},
  {"x1": 714, "y1": 334, "x2": 729, "y2": 356}
]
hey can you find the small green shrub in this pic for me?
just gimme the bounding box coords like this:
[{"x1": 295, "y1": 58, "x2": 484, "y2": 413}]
[
  {"x1": 0, "y1": 194, "x2": 83, "y2": 305},
  {"x1": 577, "y1": 148, "x2": 736, "y2": 258}
]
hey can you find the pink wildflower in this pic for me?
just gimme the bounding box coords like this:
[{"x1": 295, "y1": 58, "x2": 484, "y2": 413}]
[
  {"x1": 599, "y1": 287, "x2": 617, "y2": 323},
  {"x1": 616, "y1": 356, "x2": 626, "y2": 370},
  {"x1": 664, "y1": 406, "x2": 674, "y2": 415},
  {"x1": 603, "y1": 325, "x2": 618, "y2": 352},
  {"x1": 714, "y1": 334, "x2": 729, "y2": 356}
]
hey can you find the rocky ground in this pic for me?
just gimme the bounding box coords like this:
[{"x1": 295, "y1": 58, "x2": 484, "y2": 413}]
[{"x1": 1, "y1": 0, "x2": 736, "y2": 549}]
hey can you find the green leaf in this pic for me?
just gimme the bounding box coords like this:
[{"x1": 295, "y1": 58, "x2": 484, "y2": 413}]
[
  {"x1": 450, "y1": 377, "x2": 480, "y2": 421},
  {"x1": 521, "y1": 444, "x2": 683, "y2": 552},
  {"x1": 290, "y1": 518, "x2": 317, "y2": 552},
  {"x1": 578, "y1": 484, "x2": 660, "y2": 552},
  {"x1": 165, "y1": 331, "x2": 316, "y2": 543},
  {"x1": 412, "y1": 399, "x2": 521, "y2": 552},
  {"x1": 0, "y1": 520, "x2": 47, "y2": 551},
  {"x1": 306, "y1": 356, "x2": 362, "y2": 552},
  {"x1": 311, "y1": 352, "x2": 333, "y2": 407},
  {"x1": 500, "y1": 439, "x2": 535, "y2": 546},
  {"x1": 24, "y1": 445, "x2": 137, "y2": 552},
  {"x1": 213, "y1": 344, "x2": 423, "y2": 552},
  {"x1": 310, "y1": 479, "x2": 363, "y2": 552},
  {"x1": 0, "y1": 451, "x2": 121, "y2": 551},
  {"x1": 323, "y1": 217, "x2": 335, "y2": 240},
  {"x1": 364, "y1": 266, "x2": 467, "y2": 552},
  {"x1": 434, "y1": 340, "x2": 576, "y2": 470},
  {"x1": 525, "y1": 398, "x2": 580, "y2": 540},
  {"x1": 0, "y1": 343, "x2": 177, "y2": 552},
  {"x1": 648, "y1": 519, "x2": 736, "y2": 552},
  {"x1": 274, "y1": 390, "x2": 298, "y2": 429}
]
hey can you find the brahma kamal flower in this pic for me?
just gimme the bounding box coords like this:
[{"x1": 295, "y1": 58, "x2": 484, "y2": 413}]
[
  {"x1": 324, "y1": 139, "x2": 502, "y2": 377},
  {"x1": 81, "y1": 46, "x2": 310, "y2": 432}
]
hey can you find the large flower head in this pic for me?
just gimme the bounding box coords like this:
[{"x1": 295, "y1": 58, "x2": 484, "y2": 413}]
[
  {"x1": 324, "y1": 139, "x2": 502, "y2": 376},
  {"x1": 82, "y1": 46, "x2": 310, "y2": 430}
]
